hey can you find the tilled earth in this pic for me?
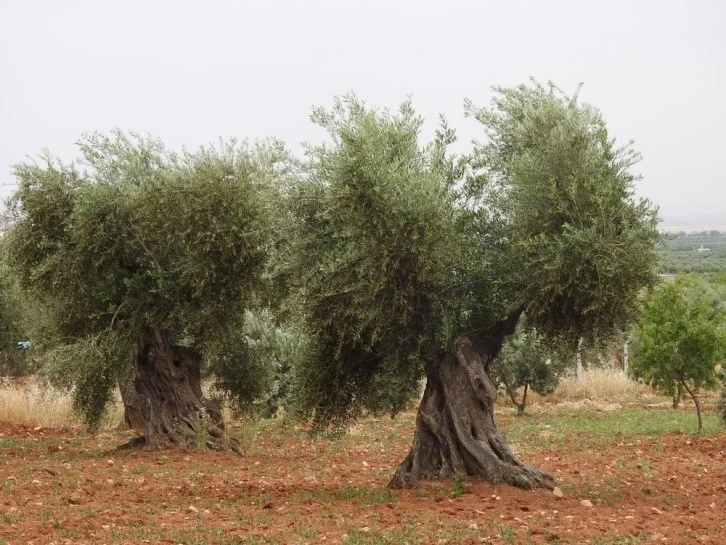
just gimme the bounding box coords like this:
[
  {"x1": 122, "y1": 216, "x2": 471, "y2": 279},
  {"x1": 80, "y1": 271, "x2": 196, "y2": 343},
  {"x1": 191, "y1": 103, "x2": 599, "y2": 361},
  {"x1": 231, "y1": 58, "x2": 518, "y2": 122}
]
[{"x1": 0, "y1": 413, "x2": 724, "y2": 545}]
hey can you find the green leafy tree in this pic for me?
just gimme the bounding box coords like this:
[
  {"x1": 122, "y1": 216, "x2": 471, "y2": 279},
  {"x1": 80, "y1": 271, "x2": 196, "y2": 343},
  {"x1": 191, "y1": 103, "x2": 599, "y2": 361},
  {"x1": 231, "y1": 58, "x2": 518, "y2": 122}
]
[
  {"x1": 291, "y1": 82, "x2": 659, "y2": 490},
  {"x1": 6, "y1": 132, "x2": 284, "y2": 447},
  {"x1": 630, "y1": 279, "x2": 725, "y2": 432},
  {"x1": 491, "y1": 320, "x2": 566, "y2": 415}
]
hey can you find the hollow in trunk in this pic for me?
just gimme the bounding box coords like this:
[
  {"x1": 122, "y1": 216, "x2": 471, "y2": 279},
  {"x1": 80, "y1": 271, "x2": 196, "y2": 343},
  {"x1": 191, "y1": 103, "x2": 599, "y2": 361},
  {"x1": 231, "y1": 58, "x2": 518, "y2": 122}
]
[{"x1": 123, "y1": 329, "x2": 239, "y2": 452}]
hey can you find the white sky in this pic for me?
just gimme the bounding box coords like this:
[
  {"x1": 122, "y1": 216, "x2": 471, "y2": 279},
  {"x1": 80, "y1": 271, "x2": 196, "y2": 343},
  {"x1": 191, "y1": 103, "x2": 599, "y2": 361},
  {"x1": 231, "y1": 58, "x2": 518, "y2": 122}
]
[{"x1": 1, "y1": 0, "x2": 723, "y2": 222}]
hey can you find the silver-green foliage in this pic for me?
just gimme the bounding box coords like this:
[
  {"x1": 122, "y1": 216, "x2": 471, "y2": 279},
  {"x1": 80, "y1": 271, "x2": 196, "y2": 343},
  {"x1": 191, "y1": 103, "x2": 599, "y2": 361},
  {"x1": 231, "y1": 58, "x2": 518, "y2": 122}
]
[
  {"x1": 293, "y1": 83, "x2": 660, "y2": 427},
  {"x1": 207, "y1": 309, "x2": 308, "y2": 417},
  {"x1": 491, "y1": 319, "x2": 567, "y2": 414},
  {"x1": 6, "y1": 131, "x2": 284, "y2": 427},
  {"x1": 42, "y1": 330, "x2": 128, "y2": 430},
  {"x1": 0, "y1": 244, "x2": 33, "y2": 376},
  {"x1": 290, "y1": 96, "x2": 459, "y2": 426},
  {"x1": 464, "y1": 81, "x2": 660, "y2": 342}
]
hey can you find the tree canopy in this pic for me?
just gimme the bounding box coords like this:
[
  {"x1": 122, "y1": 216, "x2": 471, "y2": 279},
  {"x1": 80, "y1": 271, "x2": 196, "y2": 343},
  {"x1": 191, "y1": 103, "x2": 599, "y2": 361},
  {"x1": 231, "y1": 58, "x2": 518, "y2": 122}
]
[
  {"x1": 292, "y1": 83, "x2": 660, "y2": 429},
  {"x1": 6, "y1": 132, "x2": 285, "y2": 439},
  {"x1": 0, "y1": 242, "x2": 33, "y2": 376},
  {"x1": 630, "y1": 278, "x2": 725, "y2": 432}
]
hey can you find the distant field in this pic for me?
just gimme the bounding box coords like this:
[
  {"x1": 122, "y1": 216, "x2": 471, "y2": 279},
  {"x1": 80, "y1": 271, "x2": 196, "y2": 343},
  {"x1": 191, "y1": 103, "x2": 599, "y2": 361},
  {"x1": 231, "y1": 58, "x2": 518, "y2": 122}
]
[{"x1": 656, "y1": 229, "x2": 726, "y2": 275}]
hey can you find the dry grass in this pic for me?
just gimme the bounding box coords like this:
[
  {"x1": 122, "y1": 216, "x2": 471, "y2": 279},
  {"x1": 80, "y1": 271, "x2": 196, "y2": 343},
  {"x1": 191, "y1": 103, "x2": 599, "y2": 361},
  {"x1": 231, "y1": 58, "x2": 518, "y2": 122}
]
[
  {"x1": 0, "y1": 379, "x2": 123, "y2": 429},
  {"x1": 550, "y1": 368, "x2": 652, "y2": 402},
  {"x1": 505, "y1": 368, "x2": 657, "y2": 411},
  {"x1": 0, "y1": 369, "x2": 659, "y2": 430}
]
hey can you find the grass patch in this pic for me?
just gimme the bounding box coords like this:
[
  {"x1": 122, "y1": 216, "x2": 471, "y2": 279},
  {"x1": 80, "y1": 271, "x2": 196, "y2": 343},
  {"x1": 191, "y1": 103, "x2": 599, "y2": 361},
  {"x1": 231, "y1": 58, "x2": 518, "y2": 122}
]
[
  {"x1": 342, "y1": 524, "x2": 418, "y2": 545},
  {"x1": 300, "y1": 485, "x2": 395, "y2": 505},
  {"x1": 450, "y1": 472, "x2": 469, "y2": 498},
  {"x1": 589, "y1": 534, "x2": 651, "y2": 544},
  {"x1": 503, "y1": 407, "x2": 722, "y2": 453}
]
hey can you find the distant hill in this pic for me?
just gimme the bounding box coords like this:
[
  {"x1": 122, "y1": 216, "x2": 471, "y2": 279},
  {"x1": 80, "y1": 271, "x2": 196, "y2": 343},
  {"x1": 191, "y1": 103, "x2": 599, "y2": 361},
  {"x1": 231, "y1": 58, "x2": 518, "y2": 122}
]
[{"x1": 660, "y1": 214, "x2": 726, "y2": 234}]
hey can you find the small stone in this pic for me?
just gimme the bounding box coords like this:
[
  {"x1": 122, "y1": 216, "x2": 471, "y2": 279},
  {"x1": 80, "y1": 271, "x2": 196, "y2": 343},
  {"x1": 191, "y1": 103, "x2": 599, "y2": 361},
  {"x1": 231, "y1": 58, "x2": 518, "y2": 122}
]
[
  {"x1": 552, "y1": 487, "x2": 564, "y2": 498},
  {"x1": 106, "y1": 459, "x2": 115, "y2": 467},
  {"x1": 580, "y1": 499, "x2": 593, "y2": 508},
  {"x1": 468, "y1": 523, "x2": 479, "y2": 530},
  {"x1": 68, "y1": 494, "x2": 83, "y2": 505},
  {"x1": 187, "y1": 505, "x2": 199, "y2": 514},
  {"x1": 651, "y1": 507, "x2": 663, "y2": 515}
]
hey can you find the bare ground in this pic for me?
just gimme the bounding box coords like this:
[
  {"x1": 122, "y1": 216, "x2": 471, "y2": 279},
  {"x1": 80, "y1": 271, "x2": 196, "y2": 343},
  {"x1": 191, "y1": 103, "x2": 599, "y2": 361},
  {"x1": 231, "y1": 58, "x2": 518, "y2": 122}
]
[{"x1": 0, "y1": 409, "x2": 724, "y2": 545}]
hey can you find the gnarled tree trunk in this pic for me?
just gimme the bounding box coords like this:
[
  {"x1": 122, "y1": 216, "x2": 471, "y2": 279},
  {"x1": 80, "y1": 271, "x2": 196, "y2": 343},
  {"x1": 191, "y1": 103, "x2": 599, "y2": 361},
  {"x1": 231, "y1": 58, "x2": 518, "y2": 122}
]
[
  {"x1": 124, "y1": 329, "x2": 239, "y2": 452},
  {"x1": 389, "y1": 316, "x2": 555, "y2": 490}
]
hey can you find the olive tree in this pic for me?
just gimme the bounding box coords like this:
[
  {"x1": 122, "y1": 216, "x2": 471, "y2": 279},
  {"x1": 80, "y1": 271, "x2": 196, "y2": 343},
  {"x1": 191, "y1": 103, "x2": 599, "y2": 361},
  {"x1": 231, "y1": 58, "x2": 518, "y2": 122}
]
[
  {"x1": 290, "y1": 83, "x2": 659, "y2": 489},
  {"x1": 6, "y1": 132, "x2": 285, "y2": 449},
  {"x1": 490, "y1": 320, "x2": 566, "y2": 416},
  {"x1": 0, "y1": 244, "x2": 32, "y2": 377}
]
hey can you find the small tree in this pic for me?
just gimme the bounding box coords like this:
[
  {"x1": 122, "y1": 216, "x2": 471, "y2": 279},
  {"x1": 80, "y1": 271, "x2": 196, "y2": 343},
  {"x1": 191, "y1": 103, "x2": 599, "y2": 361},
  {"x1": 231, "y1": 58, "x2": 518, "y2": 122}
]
[
  {"x1": 6, "y1": 132, "x2": 285, "y2": 448},
  {"x1": 630, "y1": 280, "x2": 725, "y2": 432},
  {"x1": 491, "y1": 321, "x2": 565, "y2": 415}
]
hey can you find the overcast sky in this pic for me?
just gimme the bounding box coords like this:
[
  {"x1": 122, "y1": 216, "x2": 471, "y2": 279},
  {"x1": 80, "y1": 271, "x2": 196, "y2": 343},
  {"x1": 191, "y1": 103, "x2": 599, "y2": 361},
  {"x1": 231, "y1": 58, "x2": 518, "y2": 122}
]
[{"x1": 1, "y1": 0, "x2": 723, "y2": 223}]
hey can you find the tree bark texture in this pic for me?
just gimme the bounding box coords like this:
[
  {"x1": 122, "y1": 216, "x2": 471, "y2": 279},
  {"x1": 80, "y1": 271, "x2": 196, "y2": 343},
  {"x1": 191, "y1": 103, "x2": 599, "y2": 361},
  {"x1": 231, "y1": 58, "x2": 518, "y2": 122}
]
[
  {"x1": 389, "y1": 316, "x2": 555, "y2": 490},
  {"x1": 679, "y1": 379, "x2": 703, "y2": 433},
  {"x1": 518, "y1": 384, "x2": 529, "y2": 417},
  {"x1": 126, "y1": 329, "x2": 239, "y2": 452},
  {"x1": 119, "y1": 365, "x2": 146, "y2": 430}
]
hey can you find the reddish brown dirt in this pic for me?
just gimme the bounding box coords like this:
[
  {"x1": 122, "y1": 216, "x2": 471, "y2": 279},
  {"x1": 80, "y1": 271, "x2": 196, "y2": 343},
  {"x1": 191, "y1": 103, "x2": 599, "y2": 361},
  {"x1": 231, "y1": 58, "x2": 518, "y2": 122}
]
[{"x1": 0, "y1": 416, "x2": 723, "y2": 545}]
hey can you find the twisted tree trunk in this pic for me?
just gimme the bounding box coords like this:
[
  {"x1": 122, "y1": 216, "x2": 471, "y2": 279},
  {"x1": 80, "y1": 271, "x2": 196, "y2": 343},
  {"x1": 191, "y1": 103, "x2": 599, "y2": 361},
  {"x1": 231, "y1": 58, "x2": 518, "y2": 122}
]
[
  {"x1": 123, "y1": 329, "x2": 239, "y2": 452},
  {"x1": 389, "y1": 315, "x2": 555, "y2": 490}
]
